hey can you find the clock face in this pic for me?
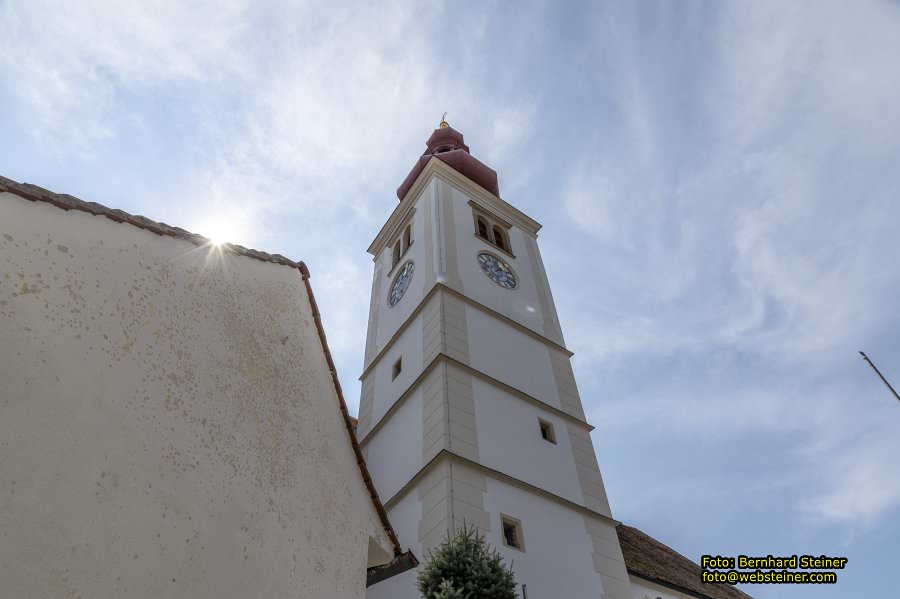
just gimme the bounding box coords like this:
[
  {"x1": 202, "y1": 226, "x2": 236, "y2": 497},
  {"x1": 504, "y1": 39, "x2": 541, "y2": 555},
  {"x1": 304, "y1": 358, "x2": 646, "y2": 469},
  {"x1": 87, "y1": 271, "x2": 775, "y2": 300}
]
[
  {"x1": 477, "y1": 253, "x2": 517, "y2": 289},
  {"x1": 389, "y1": 261, "x2": 415, "y2": 306}
]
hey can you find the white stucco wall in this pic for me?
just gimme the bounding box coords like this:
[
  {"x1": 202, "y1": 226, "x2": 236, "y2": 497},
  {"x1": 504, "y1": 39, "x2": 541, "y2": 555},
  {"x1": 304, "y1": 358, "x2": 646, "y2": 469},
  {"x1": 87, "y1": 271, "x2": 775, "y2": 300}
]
[
  {"x1": 370, "y1": 471, "x2": 609, "y2": 599},
  {"x1": 472, "y1": 379, "x2": 584, "y2": 505},
  {"x1": 368, "y1": 184, "x2": 432, "y2": 357},
  {"x1": 367, "y1": 493, "x2": 420, "y2": 599},
  {"x1": 384, "y1": 490, "x2": 420, "y2": 556},
  {"x1": 445, "y1": 183, "x2": 564, "y2": 345},
  {"x1": 466, "y1": 306, "x2": 562, "y2": 407},
  {"x1": 367, "y1": 311, "x2": 425, "y2": 426},
  {"x1": 482, "y1": 477, "x2": 606, "y2": 599},
  {"x1": 363, "y1": 389, "x2": 423, "y2": 501},
  {"x1": 0, "y1": 192, "x2": 393, "y2": 599}
]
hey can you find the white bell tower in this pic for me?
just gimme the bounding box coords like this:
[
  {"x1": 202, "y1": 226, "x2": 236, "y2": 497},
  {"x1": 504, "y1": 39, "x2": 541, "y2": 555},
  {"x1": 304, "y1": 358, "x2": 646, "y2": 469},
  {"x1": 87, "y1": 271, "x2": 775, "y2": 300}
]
[{"x1": 360, "y1": 122, "x2": 631, "y2": 599}]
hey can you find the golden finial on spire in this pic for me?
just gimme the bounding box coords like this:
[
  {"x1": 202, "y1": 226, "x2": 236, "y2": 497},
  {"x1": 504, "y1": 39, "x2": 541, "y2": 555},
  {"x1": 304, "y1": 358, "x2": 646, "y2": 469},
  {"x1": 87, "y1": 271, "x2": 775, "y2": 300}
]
[{"x1": 439, "y1": 112, "x2": 449, "y2": 128}]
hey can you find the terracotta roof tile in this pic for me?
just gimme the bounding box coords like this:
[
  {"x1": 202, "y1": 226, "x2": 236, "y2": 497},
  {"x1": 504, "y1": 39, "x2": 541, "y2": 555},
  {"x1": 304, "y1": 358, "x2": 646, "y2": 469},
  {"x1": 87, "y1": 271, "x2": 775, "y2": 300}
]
[
  {"x1": 617, "y1": 525, "x2": 753, "y2": 599},
  {"x1": 0, "y1": 175, "x2": 302, "y2": 269}
]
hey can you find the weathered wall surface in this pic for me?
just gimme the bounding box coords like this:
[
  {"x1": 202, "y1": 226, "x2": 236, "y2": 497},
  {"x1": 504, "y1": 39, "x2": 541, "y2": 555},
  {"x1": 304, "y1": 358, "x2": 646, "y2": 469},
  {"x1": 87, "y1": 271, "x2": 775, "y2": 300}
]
[{"x1": 0, "y1": 192, "x2": 392, "y2": 598}]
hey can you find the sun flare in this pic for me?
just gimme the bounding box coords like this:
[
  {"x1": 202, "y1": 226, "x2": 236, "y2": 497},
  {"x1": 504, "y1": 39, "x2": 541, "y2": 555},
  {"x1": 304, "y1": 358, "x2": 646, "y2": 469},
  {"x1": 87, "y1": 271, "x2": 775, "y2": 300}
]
[{"x1": 197, "y1": 218, "x2": 244, "y2": 247}]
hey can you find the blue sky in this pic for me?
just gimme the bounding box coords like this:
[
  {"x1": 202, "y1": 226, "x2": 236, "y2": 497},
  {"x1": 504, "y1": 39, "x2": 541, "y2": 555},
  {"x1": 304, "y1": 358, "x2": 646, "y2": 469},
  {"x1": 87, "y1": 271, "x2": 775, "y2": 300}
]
[{"x1": 3, "y1": 1, "x2": 899, "y2": 597}]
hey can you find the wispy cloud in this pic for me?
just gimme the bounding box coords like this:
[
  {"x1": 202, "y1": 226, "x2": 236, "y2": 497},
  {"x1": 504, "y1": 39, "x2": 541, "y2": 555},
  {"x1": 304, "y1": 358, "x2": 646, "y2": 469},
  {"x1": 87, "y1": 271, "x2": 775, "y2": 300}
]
[
  {"x1": 562, "y1": 0, "x2": 900, "y2": 528},
  {"x1": 1, "y1": 0, "x2": 251, "y2": 154}
]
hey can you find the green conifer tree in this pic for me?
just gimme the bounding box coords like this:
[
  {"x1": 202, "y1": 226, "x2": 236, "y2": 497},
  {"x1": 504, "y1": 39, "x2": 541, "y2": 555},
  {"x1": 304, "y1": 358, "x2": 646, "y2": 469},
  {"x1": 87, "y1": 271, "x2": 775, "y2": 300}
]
[{"x1": 417, "y1": 525, "x2": 517, "y2": 599}]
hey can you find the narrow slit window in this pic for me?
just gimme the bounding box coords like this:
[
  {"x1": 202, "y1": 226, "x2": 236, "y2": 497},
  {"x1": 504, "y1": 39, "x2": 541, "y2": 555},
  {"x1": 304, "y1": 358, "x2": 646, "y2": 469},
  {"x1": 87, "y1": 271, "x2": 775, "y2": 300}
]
[
  {"x1": 538, "y1": 419, "x2": 557, "y2": 444},
  {"x1": 501, "y1": 515, "x2": 525, "y2": 551},
  {"x1": 392, "y1": 357, "x2": 402, "y2": 380}
]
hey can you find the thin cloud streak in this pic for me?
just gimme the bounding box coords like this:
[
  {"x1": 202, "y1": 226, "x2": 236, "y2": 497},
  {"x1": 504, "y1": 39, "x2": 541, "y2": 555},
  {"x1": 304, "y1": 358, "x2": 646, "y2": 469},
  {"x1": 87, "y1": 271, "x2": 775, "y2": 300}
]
[
  {"x1": 562, "y1": 0, "x2": 900, "y2": 530},
  {"x1": 1, "y1": 0, "x2": 251, "y2": 154}
]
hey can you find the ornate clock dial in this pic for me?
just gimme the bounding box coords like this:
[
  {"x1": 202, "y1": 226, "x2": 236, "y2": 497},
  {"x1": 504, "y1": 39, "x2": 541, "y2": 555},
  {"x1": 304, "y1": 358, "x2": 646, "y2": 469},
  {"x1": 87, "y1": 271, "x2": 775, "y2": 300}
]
[
  {"x1": 477, "y1": 253, "x2": 517, "y2": 289},
  {"x1": 389, "y1": 261, "x2": 415, "y2": 306}
]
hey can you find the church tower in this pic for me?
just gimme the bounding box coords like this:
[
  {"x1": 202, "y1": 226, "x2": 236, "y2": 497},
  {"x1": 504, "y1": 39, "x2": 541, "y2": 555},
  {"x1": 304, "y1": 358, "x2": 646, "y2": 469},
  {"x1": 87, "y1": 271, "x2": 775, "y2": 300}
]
[{"x1": 360, "y1": 122, "x2": 631, "y2": 599}]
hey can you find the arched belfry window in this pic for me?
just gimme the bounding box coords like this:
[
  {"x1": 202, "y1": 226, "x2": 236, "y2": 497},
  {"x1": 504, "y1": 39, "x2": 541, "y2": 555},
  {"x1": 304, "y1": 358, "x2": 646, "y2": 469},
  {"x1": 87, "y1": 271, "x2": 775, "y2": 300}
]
[
  {"x1": 492, "y1": 226, "x2": 506, "y2": 251},
  {"x1": 477, "y1": 217, "x2": 489, "y2": 240},
  {"x1": 471, "y1": 204, "x2": 515, "y2": 258},
  {"x1": 403, "y1": 225, "x2": 412, "y2": 252},
  {"x1": 389, "y1": 220, "x2": 414, "y2": 273},
  {"x1": 392, "y1": 240, "x2": 401, "y2": 268}
]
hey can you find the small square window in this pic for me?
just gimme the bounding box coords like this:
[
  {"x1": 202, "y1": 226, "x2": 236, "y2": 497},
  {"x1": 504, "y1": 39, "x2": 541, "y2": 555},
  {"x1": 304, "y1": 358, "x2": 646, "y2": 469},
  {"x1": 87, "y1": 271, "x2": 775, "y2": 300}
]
[
  {"x1": 392, "y1": 357, "x2": 402, "y2": 380},
  {"x1": 500, "y1": 515, "x2": 525, "y2": 552},
  {"x1": 538, "y1": 419, "x2": 556, "y2": 444}
]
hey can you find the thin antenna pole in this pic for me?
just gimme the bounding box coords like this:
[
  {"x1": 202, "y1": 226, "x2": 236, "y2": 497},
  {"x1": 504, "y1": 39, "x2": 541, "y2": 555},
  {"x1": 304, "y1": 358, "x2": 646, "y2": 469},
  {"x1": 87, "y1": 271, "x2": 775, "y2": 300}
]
[{"x1": 860, "y1": 351, "x2": 900, "y2": 402}]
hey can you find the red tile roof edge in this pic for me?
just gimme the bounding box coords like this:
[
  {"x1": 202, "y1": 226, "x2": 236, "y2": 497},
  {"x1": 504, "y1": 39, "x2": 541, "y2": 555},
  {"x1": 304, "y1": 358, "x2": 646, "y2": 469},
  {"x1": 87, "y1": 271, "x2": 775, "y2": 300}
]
[
  {"x1": 299, "y1": 262, "x2": 406, "y2": 558},
  {"x1": 0, "y1": 175, "x2": 302, "y2": 269}
]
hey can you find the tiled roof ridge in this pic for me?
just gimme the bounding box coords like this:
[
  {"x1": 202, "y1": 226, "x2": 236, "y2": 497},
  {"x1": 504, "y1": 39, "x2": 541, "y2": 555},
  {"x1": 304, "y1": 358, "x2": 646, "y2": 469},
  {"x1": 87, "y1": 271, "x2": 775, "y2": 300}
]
[
  {"x1": 620, "y1": 524, "x2": 698, "y2": 563},
  {"x1": 0, "y1": 175, "x2": 301, "y2": 269}
]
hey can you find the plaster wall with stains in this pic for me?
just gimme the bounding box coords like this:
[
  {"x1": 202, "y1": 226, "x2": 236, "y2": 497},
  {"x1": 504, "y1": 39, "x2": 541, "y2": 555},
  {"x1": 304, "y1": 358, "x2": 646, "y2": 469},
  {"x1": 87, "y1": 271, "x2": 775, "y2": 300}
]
[{"x1": 0, "y1": 191, "x2": 393, "y2": 598}]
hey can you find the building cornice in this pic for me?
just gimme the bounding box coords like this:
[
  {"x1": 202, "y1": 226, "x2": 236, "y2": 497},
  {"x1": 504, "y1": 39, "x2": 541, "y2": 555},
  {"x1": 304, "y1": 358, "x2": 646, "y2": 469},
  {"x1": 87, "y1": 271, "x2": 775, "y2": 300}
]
[
  {"x1": 431, "y1": 160, "x2": 542, "y2": 235},
  {"x1": 368, "y1": 158, "x2": 541, "y2": 257},
  {"x1": 368, "y1": 167, "x2": 431, "y2": 257},
  {"x1": 358, "y1": 352, "x2": 593, "y2": 447},
  {"x1": 383, "y1": 449, "x2": 619, "y2": 528},
  {"x1": 360, "y1": 282, "x2": 572, "y2": 381},
  {"x1": 440, "y1": 284, "x2": 571, "y2": 352},
  {"x1": 368, "y1": 193, "x2": 420, "y2": 259}
]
